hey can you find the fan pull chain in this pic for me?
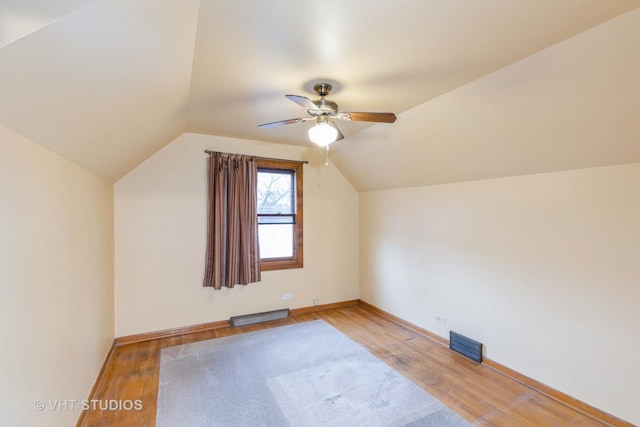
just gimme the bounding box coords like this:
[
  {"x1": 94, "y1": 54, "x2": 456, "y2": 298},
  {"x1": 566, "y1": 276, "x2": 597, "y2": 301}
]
[{"x1": 325, "y1": 145, "x2": 329, "y2": 167}]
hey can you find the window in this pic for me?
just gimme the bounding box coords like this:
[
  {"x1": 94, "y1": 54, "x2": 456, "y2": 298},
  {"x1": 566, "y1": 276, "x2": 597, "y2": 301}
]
[{"x1": 256, "y1": 159, "x2": 303, "y2": 270}]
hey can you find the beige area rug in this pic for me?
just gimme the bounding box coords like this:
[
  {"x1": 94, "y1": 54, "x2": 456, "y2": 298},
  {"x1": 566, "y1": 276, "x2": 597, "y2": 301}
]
[{"x1": 156, "y1": 319, "x2": 472, "y2": 426}]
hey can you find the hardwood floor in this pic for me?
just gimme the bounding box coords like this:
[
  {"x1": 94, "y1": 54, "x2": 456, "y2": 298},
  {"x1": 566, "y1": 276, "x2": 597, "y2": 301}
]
[{"x1": 79, "y1": 302, "x2": 628, "y2": 426}]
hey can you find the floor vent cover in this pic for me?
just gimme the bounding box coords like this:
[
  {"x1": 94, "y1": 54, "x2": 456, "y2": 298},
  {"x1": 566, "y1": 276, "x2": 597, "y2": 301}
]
[
  {"x1": 230, "y1": 308, "x2": 289, "y2": 327},
  {"x1": 450, "y1": 331, "x2": 483, "y2": 363}
]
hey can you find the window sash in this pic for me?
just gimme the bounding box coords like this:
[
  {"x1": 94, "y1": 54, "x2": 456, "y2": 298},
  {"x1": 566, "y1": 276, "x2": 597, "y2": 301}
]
[
  {"x1": 258, "y1": 214, "x2": 296, "y2": 225},
  {"x1": 256, "y1": 159, "x2": 303, "y2": 271}
]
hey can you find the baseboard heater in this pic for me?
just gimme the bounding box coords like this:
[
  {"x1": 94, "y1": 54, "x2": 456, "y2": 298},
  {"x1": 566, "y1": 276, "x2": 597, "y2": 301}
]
[
  {"x1": 230, "y1": 308, "x2": 289, "y2": 327},
  {"x1": 450, "y1": 331, "x2": 483, "y2": 363}
]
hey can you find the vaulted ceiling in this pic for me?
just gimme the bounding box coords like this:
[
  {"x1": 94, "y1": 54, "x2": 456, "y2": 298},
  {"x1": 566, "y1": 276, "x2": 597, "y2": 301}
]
[{"x1": 1, "y1": 1, "x2": 639, "y2": 190}]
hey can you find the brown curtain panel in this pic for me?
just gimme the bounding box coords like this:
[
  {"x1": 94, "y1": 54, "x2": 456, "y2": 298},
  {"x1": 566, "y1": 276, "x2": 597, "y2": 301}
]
[{"x1": 203, "y1": 152, "x2": 261, "y2": 289}]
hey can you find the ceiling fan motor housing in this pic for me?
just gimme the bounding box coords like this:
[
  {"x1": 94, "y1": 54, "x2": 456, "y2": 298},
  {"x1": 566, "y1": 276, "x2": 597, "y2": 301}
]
[
  {"x1": 310, "y1": 83, "x2": 338, "y2": 115},
  {"x1": 310, "y1": 98, "x2": 338, "y2": 116}
]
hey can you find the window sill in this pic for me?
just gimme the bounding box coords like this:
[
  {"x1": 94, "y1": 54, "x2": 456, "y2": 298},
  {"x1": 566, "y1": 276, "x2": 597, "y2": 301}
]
[{"x1": 261, "y1": 258, "x2": 303, "y2": 271}]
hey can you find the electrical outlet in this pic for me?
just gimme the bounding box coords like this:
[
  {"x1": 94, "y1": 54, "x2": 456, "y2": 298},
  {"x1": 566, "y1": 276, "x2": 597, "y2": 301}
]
[
  {"x1": 313, "y1": 298, "x2": 320, "y2": 306},
  {"x1": 282, "y1": 293, "x2": 292, "y2": 300},
  {"x1": 436, "y1": 315, "x2": 447, "y2": 325}
]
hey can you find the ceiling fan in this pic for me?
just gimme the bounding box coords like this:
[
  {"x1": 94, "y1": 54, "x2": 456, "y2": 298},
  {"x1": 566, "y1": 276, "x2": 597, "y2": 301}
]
[{"x1": 258, "y1": 83, "x2": 396, "y2": 146}]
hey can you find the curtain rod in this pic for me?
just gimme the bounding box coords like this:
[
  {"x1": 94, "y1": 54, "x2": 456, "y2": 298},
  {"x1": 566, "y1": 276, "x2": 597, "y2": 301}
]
[{"x1": 204, "y1": 150, "x2": 308, "y2": 164}]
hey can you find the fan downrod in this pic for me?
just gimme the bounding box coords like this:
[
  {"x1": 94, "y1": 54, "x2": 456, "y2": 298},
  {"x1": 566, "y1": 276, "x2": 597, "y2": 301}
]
[{"x1": 314, "y1": 83, "x2": 332, "y2": 97}]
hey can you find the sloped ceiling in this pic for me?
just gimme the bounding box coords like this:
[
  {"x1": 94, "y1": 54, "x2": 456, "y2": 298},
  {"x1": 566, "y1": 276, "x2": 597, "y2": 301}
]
[{"x1": 1, "y1": 0, "x2": 639, "y2": 188}]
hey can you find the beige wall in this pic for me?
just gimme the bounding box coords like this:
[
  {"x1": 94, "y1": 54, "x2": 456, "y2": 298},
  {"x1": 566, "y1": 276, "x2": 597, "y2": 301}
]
[
  {"x1": 0, "y1": 125, "x2": 114, "y2": 426},
  {"x1": 359, "y1": 163, "x2": 640, "y2": 425},
  {"x1": 114, "y1": 133, "x2": 359, "y2": 337}
]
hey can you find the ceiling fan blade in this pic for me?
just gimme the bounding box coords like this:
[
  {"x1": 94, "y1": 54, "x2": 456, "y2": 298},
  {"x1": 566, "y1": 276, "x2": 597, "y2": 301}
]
[
  {"x1": 285, "y1": 94, "x2": 320, "y2": 112},
  {"x1": 338, "y1": 112, "x2": 397, "y2": 123},
  {"x1": 258, "y1": 117, "x2": 308, "y2": 129}
]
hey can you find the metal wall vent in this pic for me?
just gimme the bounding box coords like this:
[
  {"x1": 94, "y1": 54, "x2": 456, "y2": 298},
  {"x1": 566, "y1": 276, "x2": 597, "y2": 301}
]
[{"x1": 450, "y1": 331, "x2": 483, "y2": 363}]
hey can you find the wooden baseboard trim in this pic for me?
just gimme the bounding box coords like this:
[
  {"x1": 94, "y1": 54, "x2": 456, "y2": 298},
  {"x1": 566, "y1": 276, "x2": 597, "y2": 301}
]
[
  {"x1": 356, "y1": 299, "x2": 632, "y2": 427},
  {"x1": 115, "y1": 299, "x2": 361, "y2": 346},
  {"x1": 482, "y1": 358, "x2": 633, "y2": 427},
  {"x1": 75, "y1": 340, "x2": 116, "y2": 427},
  {"x1": 115, "y1": 319, "x2": 230, "y2": 346},
  {"x1": 290, "y1": 299, "x2": 360, "y2": 315}
]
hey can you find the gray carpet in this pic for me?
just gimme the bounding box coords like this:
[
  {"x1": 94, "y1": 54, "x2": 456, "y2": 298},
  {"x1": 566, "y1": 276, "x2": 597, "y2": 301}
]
[{"x1": 156, "y1": 320, "x2": 472, "y2": 427}]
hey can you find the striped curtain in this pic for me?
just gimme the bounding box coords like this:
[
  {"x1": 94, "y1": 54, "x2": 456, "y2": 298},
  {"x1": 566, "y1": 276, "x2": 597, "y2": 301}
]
[{"x1": 203, "y1": 152, "x2": 261, "y2": 289}]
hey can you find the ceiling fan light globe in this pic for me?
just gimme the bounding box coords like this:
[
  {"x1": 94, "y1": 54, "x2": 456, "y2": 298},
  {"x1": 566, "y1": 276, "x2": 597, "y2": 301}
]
[{"x1": 308, "y1": 122, "x2": 338, "y2": 146}]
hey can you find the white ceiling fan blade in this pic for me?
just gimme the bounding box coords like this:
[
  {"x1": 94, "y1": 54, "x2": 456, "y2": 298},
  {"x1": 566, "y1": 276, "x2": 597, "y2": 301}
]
[
  {"x1": 257, "y1": 117, "x2": 310, "y2": 129},
  {"x1": 285, "y1": 94, "x2": 321, "y2": 112}
]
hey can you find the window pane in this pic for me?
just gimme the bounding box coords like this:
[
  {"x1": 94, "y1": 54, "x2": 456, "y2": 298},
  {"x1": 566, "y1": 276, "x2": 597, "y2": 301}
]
[
  {"x1": 257, "y1": 170, "x2": 294, "y2": 215},
  {"x1": 258, "y1": 224, "x2": 293, "y2": 258}
]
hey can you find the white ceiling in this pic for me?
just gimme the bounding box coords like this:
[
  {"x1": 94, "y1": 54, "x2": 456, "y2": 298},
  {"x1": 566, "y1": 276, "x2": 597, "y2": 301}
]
[{"x1": 1, "y1": 0, "x2": 639, "y2": 189}]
